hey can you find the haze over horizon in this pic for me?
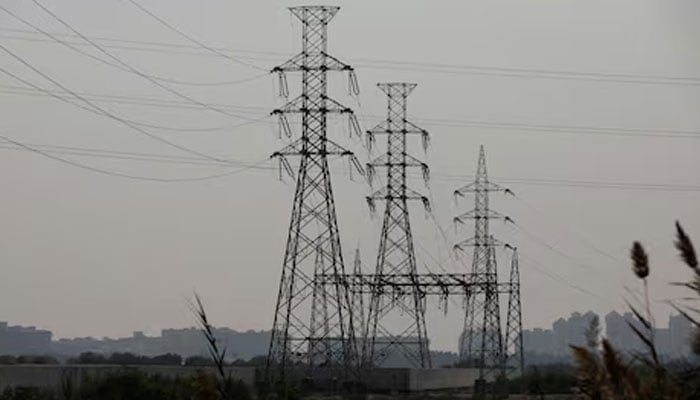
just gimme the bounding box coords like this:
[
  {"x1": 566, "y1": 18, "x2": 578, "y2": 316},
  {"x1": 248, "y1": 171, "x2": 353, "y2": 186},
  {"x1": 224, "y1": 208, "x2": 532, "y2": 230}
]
[{"x1": 0, "y1": 0, "x2": 698, "y2": 351}]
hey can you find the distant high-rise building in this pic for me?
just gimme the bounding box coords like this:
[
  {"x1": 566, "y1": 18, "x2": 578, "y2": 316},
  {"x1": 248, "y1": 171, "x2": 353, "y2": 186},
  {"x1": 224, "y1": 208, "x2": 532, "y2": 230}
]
[
  {"x1": 0, "y1": 322, "x2": 52, "y2": 355},
  {"x1": 668, "y1": 314, "x2": 693, "y2": 356},
  {"x1": 605, "y1": 311, "x2": 645, "y2": 353}
]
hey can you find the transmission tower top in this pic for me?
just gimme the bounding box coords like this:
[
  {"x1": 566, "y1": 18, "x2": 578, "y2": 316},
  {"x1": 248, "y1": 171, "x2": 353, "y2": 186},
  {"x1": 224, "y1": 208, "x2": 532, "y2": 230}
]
[{"x1": 289, "y1": 6, "x2": 340, "y2": 26}]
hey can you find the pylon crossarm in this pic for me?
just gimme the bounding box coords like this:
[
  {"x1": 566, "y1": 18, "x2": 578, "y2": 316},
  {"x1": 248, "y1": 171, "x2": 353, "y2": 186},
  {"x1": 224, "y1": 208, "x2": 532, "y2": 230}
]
[
  {"x1": 453, "y1": 209, "x2": 512, "y2": 225},
  {"x1": 271, "y1": 137, "x2": 353, "y2": 157},
  {"x1": 453, "y1": 237, "x2": 507, "y2": 252},
  {"x1": 272, "y1": 95, "x2": 355, "y2": 115},
  {"x1": 454, "y1": 181, "x2": 510, "y2": 197},
  {"x1": 367, "y1": 187, "x2": 429, "y2": 204},
  {"x1": 367, "y1": 120, "x2": 427, "y2": 136},
  {"x1": 272, "y1": 51, "x2": 353, "y2": 73}
]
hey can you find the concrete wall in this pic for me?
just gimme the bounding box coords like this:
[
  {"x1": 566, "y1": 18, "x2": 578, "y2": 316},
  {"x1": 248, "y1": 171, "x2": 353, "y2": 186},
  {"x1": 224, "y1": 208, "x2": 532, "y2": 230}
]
[
  {"x1": 358, "y1": 368, "x2": 480, "y2": 392},
  {"x1": 407, "y1": 368, "x2": 481, "y2": 391},
  {"x1": 0, "y1": 365, "x2": 256, "y2": 390}
]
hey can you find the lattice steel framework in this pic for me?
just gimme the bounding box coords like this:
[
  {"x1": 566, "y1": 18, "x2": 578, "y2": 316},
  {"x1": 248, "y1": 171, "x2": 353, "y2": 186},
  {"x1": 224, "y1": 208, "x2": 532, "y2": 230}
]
[
  {"x1": 454, "y1": 145, "x2": 512, "y2": 383},
  {"x1": 504, "y1": 248, "x2": 524, "y2": 376},
  {"x1": 267, "y1": 6, "x2": 362, "y2": 384},
  {"x1": 350, "y1": 248, "x2": 366, "y2": 355},
  {"x1": 364, "y1": 83, "x2": 432, "y2": 368}
]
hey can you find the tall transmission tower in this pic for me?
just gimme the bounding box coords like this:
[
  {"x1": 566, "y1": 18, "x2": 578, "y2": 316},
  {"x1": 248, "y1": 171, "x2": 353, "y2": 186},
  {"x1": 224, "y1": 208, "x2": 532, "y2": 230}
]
[
  {"x1": 504, "y1": 247, "x2": 524, "y2": 376},
  {"x1": 267, "y1": 5, "x2": 362, "y2": 385},
  {"x1": 454, "y1": 145, "x2": 512, "y2": 384},
  {"x1": 365, "y1": 83, "x2": 432, "y2": 368}
]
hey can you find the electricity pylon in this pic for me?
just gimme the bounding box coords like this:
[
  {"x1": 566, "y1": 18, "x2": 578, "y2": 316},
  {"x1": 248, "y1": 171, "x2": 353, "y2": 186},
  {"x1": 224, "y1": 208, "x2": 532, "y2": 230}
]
[
  {"x1": 454, "y1": 145, "x2": 512, "y2": 385},
  {"x1": 351, "y1": 248, "x2": 366, "y2": 359},
  {"x1": 504, "y1": 247, "x2": 524, "y2": 376},
  {"x1": 365, "y1": 83, "x2": 432, "y2": 368},
  {"x1": 266, "y1": 5, "x2": 363, "y2": 385}
]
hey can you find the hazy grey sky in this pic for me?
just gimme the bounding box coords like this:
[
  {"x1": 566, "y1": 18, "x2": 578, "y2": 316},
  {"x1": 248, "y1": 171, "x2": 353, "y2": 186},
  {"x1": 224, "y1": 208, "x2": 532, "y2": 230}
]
[{"x1": 0, "y1": 0, "x2": 698, "y2": 351}]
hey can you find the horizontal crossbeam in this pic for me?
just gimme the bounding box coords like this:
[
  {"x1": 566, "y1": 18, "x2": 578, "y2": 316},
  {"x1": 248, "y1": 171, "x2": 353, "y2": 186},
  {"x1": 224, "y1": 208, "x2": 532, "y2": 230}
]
[{"x1": 317, "y1": 273, "x2": 511, "y2": 296}]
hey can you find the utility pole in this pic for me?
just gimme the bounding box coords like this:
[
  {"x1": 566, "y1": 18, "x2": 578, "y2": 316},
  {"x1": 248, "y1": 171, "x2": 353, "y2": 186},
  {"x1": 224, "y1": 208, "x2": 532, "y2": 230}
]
[
  {"x1": 454, "y1": 145, "x2": 512, "y2": 388},
  {"x1": 266, "y1": 5, "x2": 363, "y2": 386},
  {"x1": 365, "y1": 83, "x2": 432, "y2": 368}
]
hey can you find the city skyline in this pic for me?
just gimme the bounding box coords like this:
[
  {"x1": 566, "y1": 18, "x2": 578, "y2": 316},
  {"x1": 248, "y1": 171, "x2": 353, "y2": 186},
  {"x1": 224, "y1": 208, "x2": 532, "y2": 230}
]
[{"x1": 2, "y1": 307, "x2": 694, "y2": 358}]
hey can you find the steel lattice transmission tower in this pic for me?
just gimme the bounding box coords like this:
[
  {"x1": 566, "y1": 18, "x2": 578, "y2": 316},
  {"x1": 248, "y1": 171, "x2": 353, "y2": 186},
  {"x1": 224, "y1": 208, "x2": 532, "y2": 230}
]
[
  {"x1": 504, "y1": 247, "x2": 524, "y2": 376},
  {"x1": 364, "y1": 83, "x2": 432, "y2": 368},
  {"x1": 267, "y1": 5, "x2": 363, "y2": 384},
  {"x1": 351, "y1": 248, "x2": 366, "y2": 351},
  {"x1": 454, "y1": 145, "x2": 512, "y2": 383}
]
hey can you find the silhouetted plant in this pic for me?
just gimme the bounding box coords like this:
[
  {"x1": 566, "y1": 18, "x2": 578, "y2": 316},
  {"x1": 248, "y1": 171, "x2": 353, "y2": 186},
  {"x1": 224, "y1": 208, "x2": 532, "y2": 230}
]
[
  {"x1": 0, "y1": 386, "x2": 56, "y2": 400},
  {"x1": 191, "y1": 293, "x2": 251, "y2": 400},
  {"x1": 571, "y1": 221, "x2": 700, "y2": 399}
]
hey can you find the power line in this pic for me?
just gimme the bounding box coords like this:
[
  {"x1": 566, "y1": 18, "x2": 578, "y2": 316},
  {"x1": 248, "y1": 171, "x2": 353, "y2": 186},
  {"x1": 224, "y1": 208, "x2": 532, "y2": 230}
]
[
  {"x1": 3, "y1": 26, "x2": 700, "y2": 87},
  {"x1": 498, "y1": 178, "x2": 700, "y2": 192},
  {"x1": 3, "y1": 84, "x2": 699, "y2": 140},
  {"x1": 0, "y1": 83, "x2": 267, "y2": 112},
  {"x1": 0, "y1": 5, "x2": 269, "y2": 87},
  {"x1": 0, "y1": 46, "x2": 232, "y2": 162},
  {"x1": 3, "y1": 138, "x2": 697, "y2": 194},
  {"x1": 123, "y1": 0, "x2": 267, "y2": 72},
  {"x1": 0, "y1": 134, "x2": 270, "y2": 182},
  {"x1": 413, "y1": 171, "x2": 700, "y2": 192},
  {"x1": 0, "y1": 84, "x2": 272, "y2": 133},
  {"x1": 355, "y1": 60, "x2": 700, "y2": 87},
  {"x1": 512, "y1": 223, "x2": 600, "y2": 272},
  {"x1": 400, "y1": 116, "x2": 700, "y2": 139},
  {"x1": 28, "y1": 0, "x2": 263, "y2": 123},
  {"x1": 517, "y1": 253, "x2": 622, "y2": 308},
  {"x1": 512, "y1": 194, "x2": 625, "y2": 264},
  {"x1": 0, "y1": 30, "x2": 280, "y2": 60},
  {"x1": 0, "y1": 141, "x2": 271, "y2": 168}
]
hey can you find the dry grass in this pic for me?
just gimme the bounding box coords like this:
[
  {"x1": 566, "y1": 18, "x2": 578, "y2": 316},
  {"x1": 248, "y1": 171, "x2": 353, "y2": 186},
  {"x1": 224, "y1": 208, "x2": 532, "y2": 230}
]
[{"x1": 571, "y1": 221, "x2": 700, "y2": 400}]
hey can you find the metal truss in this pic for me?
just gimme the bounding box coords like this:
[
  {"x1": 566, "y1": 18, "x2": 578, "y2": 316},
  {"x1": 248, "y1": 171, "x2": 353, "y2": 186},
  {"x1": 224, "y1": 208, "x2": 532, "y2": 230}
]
[
  {"x1": 364, "y1": 83, "x2": 432, "y2": 368},
  {"x1": 504, "y1": 248, "x2": 524, "y2": 376},
  {"x1": 266, "y1": 6, "x2": 362, "y2": 386},
  {"x1": 454, "y1": 145, "x2": 514, "y2": 386}
]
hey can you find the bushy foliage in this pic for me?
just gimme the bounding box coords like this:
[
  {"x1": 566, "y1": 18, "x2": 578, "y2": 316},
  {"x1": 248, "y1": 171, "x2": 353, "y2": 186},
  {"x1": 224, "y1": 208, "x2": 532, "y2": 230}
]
[
  {"x1": 0, "y1": 355, "x2": 58, "y2": 365},
  {"x1": 67, "y1": 352, "x2": 182, "y2": 366},
  {"x1": 230, "y1": 355, "x2": 266, "y2": 367},
  {"x1": 185, "y1": 355, "x2": 215, "y2": 366},
  {"x1": 0, "y1": 369, "x2": 250, "y2": 400},
  {"x1": 0, "y1": 387, "x2": 57, "y2": 400},
  {"x1": 508, "y1": 364, "x2": 577, "y2": 395}
]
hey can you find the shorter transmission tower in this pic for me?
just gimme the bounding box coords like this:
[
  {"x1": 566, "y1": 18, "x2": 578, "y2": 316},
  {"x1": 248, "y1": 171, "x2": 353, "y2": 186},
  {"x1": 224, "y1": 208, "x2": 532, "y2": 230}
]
[
  {"x1": 504, "y1": 248, "x2": 524, "y2": 375},
  {"x1": 365, "y1": 83, "x2": 432, "y2": 368},
  {"x1": 454, "y1": 145, "x2": 513, "y2": 386}
]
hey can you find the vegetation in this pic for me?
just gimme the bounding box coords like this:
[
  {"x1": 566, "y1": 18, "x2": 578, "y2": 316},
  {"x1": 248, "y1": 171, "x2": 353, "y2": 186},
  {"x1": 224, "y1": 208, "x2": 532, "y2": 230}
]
[
  {"x1": 62, "y1": 352, "x2": 265, "y2": 367},
  {"x1": 507, "y1": 364, "x2": 577, "y2": 395},
  {"x1": 190, "y1": 293, "x2": 253, "y2": 400},
  {"x1": 0, "y1": 369, "x2": 251, "y2": 400},
  {"x1": 0, "y1": 355, "x2": 58, "y2": 365},
  {"x1": 571, "y1": 221, "x2": 700, "y2": 399},
  {"x1": 67, "y1": 352, "x2": 182, "y2": 366}
]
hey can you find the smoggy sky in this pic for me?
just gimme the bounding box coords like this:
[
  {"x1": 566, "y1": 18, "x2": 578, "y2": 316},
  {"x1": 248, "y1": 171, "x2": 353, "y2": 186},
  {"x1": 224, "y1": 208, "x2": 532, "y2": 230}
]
[{"x1": 0, "y1": 0, "x2": 699, "y2": 350}]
